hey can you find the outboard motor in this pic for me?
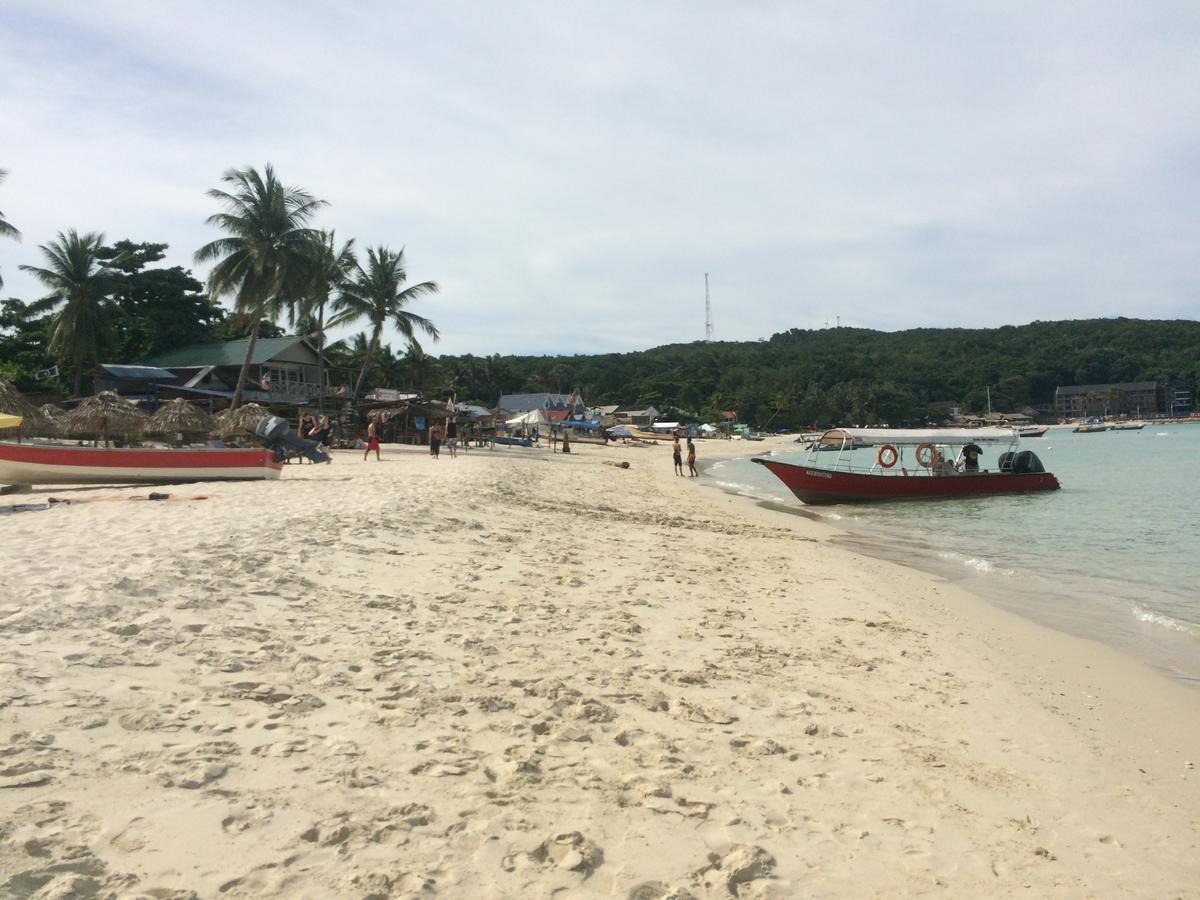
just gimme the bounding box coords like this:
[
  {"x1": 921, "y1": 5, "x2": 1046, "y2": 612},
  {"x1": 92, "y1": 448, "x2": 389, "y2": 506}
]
[
  {"x1": 999, "y1": 449, "x2": 1046, "y2": 474},
  {"x1": 253, "y1": 415, "x2": 331, "y2": 464}
]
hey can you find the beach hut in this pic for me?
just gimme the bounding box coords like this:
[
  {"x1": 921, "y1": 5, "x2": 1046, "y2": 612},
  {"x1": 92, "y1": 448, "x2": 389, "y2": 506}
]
[
  {"x1": 148, "y1": 398, "x2": 214, "y2": 444},
  {"x1": 65, "y1": 391, "x2": 151, "y2": 442}
]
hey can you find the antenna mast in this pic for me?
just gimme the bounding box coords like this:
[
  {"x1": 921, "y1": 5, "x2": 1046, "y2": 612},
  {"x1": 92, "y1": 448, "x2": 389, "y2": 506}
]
[{"x1": 704, "y1": 273, "x2": 714, "y2": 342}]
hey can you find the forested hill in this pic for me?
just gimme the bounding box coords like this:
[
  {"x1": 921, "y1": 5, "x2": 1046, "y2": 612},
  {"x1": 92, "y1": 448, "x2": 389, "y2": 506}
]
[{"x1": 437, "y1": 318, "x2": 1200, "y2": 428}]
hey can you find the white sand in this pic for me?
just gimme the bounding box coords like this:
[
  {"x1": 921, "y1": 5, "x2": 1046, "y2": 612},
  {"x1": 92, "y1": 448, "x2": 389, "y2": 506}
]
[{"x1": 1, "y1": 436, "x2": 1198, "y2": 898}]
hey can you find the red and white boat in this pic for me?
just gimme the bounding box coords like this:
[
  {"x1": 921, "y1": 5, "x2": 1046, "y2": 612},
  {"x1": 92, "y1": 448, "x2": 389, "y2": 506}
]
[
  {"x1": 753, "y1": 427, "x2": 1060, "y2": 505},
  {"x1": 0, "y1": 440, "x2": 283, "y2": 487}
]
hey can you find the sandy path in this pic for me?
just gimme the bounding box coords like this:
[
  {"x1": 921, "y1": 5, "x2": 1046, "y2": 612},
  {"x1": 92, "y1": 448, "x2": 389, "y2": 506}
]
[{"x1": 1, "y1": 438, "x2": 1197, "y2": 898}]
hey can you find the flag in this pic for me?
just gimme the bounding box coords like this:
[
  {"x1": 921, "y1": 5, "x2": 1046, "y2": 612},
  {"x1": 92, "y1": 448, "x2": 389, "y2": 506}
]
[
  {"x1": 260, "y1": 373, "x2": 271, "y2": 391},
  {"x1": 337, "y1": 384, "x2": 347, "y2": 397}
]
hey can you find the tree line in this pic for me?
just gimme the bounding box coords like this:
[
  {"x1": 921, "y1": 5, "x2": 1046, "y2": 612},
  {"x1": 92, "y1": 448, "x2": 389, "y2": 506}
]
[
  {"x1": 4, "y1": 167, "x2": 1198, "y2": 427},
  {"x1": 0, "y1": 164, "x2": 439, "y2": 408},
  {"x1": 431, "y1": 318, "x2": 1200, "y2": 427}
]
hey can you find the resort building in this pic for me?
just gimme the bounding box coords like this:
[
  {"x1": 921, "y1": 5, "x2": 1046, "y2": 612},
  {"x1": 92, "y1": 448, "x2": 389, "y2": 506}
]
[
  {"x1": 613, "y1": 406, "x2": 662, "y2": 426},
  {"x1": 1053, "y1": 382, "x2": 1163, "y2": 418},
  {"x1": 135, "y1": 335, "x2": 343, "y2": 405},
  {"x1": 495, "y1": 392, "x2": 588, "y2": 421}
]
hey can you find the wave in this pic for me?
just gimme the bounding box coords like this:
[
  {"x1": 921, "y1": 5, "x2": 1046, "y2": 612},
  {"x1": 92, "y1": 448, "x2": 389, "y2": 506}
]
[
  {"x1": 936, "y1": 550, "x2": 1015, "y2": 576},
  {"x1": 1132, "y1": 605, "x2": 1196, "y2": 635}
]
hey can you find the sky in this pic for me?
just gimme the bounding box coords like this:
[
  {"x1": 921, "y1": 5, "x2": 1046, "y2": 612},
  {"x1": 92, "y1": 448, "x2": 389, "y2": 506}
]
[{"x1": 1, "y1": 1, "x2": 1198, "y2": 357}]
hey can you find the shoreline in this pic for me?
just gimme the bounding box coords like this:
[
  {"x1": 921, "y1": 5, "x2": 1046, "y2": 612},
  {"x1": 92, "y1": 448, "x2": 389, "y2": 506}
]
[
  {"x1": 2, "y1": 437, "x2": 1198, "y2": 896},
  {"x1": 701, "y1": 437, "x2": 1200, "y2": 688}
]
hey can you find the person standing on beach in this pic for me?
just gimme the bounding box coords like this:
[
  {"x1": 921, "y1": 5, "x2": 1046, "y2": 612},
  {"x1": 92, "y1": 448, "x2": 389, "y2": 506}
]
[
  {"x1": 363, "y1": 416, "x2": 381, "y2": 462},
  {"x1": 686, "y1": 437, "x2": 698, "y2": 477},
  {"x1": 444, "y1": 416, "x2": 458, "y2": 458},
  {"x1": 672, "y1": 435, "x2": 684, "y2": 476},
  {"x1": 430, "y1": 423, "x2": 442, "y2": 459}
]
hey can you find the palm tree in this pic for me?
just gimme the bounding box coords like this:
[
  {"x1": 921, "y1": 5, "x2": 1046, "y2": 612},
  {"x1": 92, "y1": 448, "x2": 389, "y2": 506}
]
[
  {"x1": 300, "y1": 230, "x2": 356, "y2": 412},
  {"x1": 331, "y1": 246, "x2": 439, "y2": 398},
  {"x1": 0, "y1": 169, "x2": 21, "y2": 288},
  {"x1": 195, "y1": 164, "x2": 326, "y2": 410},
  {"x1": 19, "y1": 230, "x2": 114, "y2": 396}
]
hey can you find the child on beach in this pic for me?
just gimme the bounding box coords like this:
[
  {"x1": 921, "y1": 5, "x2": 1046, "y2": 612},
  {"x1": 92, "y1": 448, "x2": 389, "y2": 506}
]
[
  {"x1": 672, "y1": 435, "x2": 684, "y2": 476},
  {"x1": 687, "y1": 437, "x2": 698, "y2": 476}
]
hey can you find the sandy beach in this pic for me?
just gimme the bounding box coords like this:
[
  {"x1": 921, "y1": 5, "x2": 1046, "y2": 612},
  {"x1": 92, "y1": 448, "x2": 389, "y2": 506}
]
[{"x1": 2, "y1": 435, "x2": 1198, "y2": 898}]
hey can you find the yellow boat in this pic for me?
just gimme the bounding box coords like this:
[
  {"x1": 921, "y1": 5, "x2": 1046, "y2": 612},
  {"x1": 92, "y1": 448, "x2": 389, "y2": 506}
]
[{"x1": 0, "y1": 414, "x2": 22, "y2": 430}]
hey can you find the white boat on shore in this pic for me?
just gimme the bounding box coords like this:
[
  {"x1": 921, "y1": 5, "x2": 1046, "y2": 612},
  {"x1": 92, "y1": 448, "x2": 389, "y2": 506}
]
[{"x1": 0, "y1": 440, "x2": 284, "y2": 487}]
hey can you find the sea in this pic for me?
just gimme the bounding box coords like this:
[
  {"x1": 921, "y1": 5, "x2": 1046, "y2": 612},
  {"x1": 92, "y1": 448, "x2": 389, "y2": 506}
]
[{"x1": 705, "y1": 425, "x2": 1200, "y2": 685}]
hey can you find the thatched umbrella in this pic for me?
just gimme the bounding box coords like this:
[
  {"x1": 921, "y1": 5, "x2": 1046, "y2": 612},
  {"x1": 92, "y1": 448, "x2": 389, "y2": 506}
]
[
  {"x1": 0, "y1": 377, "x2": 44, "y2": 437},
  {"x1": 36, "y1": 403, "x2": 68, "y2": 438},
  {"x1": 65, "y1": 391, "x2": 151, "y2": 439},
  {"x1": 212, "y1": 403, "x2": 270, "y2": 437},
  {"x1": 148, "y1": 398, "x2": 213, "y2": 436}
]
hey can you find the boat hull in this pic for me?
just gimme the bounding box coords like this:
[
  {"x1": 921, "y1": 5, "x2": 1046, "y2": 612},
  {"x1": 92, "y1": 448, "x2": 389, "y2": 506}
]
[
  {"x1": 0, "y1": 441, "x2": 283, "y2": 486},
  {"x1": 752, "y1": 458, "x2": 1060, "y2": 504}
]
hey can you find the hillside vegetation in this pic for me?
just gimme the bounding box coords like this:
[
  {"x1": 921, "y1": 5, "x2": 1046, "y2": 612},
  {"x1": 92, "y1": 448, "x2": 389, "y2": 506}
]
[{"x1": 436, "y1": 318, "x2": 1200, "y2": 427}]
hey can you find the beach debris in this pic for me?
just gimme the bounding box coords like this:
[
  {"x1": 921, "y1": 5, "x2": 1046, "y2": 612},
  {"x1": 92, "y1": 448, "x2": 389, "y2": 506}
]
[{"x1": 603, "y1": 460, "x2": 631, "y2": 469}]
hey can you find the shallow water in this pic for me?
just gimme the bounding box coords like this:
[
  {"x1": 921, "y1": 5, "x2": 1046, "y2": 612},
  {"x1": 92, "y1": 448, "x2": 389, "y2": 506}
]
[{"x1": 707, "y1": 425, "x2": 1200, "y2": 684}]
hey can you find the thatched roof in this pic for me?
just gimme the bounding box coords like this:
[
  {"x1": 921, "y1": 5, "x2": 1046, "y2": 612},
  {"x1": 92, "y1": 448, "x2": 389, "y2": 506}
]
[
  {"x1": 66, "y1": 391, "x2": 151, "y2": 436},
  {"x1": 0, "y1": 378, "x2": 44, "y2": 436},
  {"x1": 148, "y1": 398, "x2": 213, "y2": 434},
  {"x1": 34, "y1": 403, "x2": 67, "y2": 437},
  {"x1": 212, "y1": 403, "x2": 270, "y2": 436}
]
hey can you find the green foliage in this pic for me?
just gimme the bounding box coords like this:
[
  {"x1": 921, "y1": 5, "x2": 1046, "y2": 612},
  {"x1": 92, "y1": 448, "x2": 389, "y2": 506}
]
[
  {"x1": 433, "y1": 319, "x2": 1200, "y2": 427},
  {"x1": 196, "y1": 164, "x2": 326, "y2": 408},
  {"x1": 18, "y1": 229, "x2": 115, "y2": 395},
  {"x1": 100, "y1": 240, "x2": 225, "y2": 361},
  {"x1": 329, "y1": 245, "x2": 440, "y2": 396}
]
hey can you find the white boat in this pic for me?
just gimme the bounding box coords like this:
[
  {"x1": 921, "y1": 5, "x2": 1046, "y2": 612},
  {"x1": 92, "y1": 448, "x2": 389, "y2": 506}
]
[{"x1": 0, "y1": 440, "x2": 284, "y2": 487}]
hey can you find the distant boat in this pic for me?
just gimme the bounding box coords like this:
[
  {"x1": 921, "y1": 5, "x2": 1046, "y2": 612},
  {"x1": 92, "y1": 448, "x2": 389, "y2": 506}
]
[
  {"x1": 1109, "y1": 423, "x2": 1145, "y2": 431},
  {"x1": 1073, "y1": 424, "x2": 1109, "y2": 433},
  {"x1": 1019, "y1": 427, "x2": 1048, "y2": 438}
]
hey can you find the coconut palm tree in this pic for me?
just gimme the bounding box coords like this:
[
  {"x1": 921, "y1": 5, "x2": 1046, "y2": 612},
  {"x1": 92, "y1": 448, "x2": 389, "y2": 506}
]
[
  {"x1": 195, "y1": 164, "x2": 326, "y2": 410},
  {"x1": 300, "y1": 230, "x2": 356, "y2": 412},
  {"x1": 330, "y1": 246, "x2": 439, "y2": 398},
  {"x1": 18, "y1": 230, "x2": 115, "y2": 396},
  {"x1": 0, "y1": 169, "x2": 21, "y2": 288}
]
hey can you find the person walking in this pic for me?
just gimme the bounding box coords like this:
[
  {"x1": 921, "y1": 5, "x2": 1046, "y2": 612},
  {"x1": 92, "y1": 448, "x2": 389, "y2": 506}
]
[
  {"x1": 672, "y1": 435, "x2": 684, "y2": 476},
  {"x1": 363, "y1": 416, "x2": 381, "y2": 461},
  {"x1": 430, "y1": 422, "x2": 443, "y2": 459},
  {"x1": 686, "y1": 437, "x2": 698, "y2": 477},
  {"x1": 444, "y1": 416, "x2": 458, "y2": 458}
]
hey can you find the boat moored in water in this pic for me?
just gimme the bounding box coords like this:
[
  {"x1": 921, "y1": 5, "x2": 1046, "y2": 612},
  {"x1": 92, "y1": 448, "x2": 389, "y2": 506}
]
[{"x1": 753, "y1": 427, "x2": 1060, "y2": 505}]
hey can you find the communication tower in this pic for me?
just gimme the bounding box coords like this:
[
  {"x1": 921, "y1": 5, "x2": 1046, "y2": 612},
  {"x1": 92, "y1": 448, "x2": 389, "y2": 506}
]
[{"x1": 704, "y1": 273, "x2": 714, "y2": 342}]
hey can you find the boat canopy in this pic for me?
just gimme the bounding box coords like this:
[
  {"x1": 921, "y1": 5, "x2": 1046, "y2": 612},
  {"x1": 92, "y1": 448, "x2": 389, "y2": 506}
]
[
  {"x1": 817, "y1": 427, "x2": 1017, "y2": 447},
  {"x1": 0, "y1": 414, "x2": 22, "y2": 430}
]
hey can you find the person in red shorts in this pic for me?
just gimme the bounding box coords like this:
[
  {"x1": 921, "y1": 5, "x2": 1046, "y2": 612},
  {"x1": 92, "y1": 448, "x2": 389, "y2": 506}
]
[{"x1": 363, "y1": 416, "x2": 381, "y2": 461}]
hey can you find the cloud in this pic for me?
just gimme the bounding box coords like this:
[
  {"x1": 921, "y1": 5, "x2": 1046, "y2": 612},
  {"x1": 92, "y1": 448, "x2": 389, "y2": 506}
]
[{"x1": 2, "y1": 1, "x2": 1198, "y2": 357}]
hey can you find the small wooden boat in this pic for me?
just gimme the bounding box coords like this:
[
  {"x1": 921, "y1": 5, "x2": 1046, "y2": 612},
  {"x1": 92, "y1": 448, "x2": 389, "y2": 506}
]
[
  {"x1": 0, "y1": 440, "x2": 283, "y2": 487},
  {"x1": 753, "y1": 427, "x2": 1060, "y2": 505},
  {"x1": 1109, "y1": 423, "x2": 1144, "y2": 431},
  {"x1": 1019, "y1": 426, "x2": 1048, "y2": 438},
  {"x1": 1073, "y1": 424, "x2": 1109, "y2": 433}
]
